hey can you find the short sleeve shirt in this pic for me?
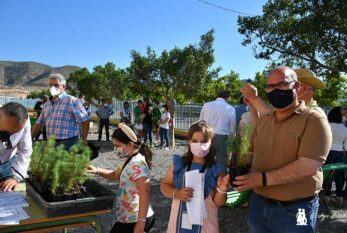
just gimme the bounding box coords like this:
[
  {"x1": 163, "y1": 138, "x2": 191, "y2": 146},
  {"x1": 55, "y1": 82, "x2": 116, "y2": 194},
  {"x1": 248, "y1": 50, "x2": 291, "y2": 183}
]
[
  {"x1": 252, "y1": 101, "x2": 332, "y2": 201},
  {"x1": 115, "y1": 153, "x2": 153, "y2": 223}
]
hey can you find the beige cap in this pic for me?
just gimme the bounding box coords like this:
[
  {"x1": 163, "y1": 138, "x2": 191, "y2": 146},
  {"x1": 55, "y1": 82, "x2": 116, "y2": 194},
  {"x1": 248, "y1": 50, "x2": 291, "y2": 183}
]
[{"x1": 294, "y1": 68, "x2": 326, "y2": 89}]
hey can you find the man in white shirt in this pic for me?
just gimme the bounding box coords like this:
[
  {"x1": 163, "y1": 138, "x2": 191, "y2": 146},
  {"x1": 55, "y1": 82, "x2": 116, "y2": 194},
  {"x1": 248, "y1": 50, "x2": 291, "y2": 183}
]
[
  {"x1": 199, "y1": 91, "x2": 236, "y2": 168},
  {"x1": 0, "y1": 102, "x2": 32, "y2": 191}
]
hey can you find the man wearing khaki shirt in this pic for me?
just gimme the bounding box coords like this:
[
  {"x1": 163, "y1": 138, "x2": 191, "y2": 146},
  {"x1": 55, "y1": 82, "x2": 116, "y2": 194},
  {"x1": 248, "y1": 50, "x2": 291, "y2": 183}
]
[{"x1": 234, "y1": 66, "x2": 331, "y2": 233}]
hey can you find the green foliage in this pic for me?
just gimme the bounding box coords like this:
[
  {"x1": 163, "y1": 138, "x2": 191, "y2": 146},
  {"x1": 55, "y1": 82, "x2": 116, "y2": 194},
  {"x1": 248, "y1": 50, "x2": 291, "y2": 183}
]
[
  {"x1": 251, "y1": 71, "x2": 268, "y2": 101},
  {"x1": 68, "y1": 63, "x2": 128, "y2": 102},
  {"x1": 30, "y1": 136, "x2": 91, "y2": 194},
  {"x1": 127, "y1": 29, "x2": 220, "y2": 103},
  {"x1": 314, "y1": 72, "x2": 347, "y2": 107},
  {"x1": 27, "y1": 89, "x2": 50, "y2": 99},
  {"x1": 238, "y1": 0, "x2": 347, "y2": 73},
  {"x1": 228, "y1": 125, "x2": 252, "y2": 167},
  {"x1": 194, "y1": 70, "x2": 243, "y2": 104}
]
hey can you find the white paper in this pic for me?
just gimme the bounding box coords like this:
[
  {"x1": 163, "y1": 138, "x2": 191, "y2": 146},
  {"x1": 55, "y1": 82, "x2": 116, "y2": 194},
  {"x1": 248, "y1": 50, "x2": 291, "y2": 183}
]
[
  {"x1": 0, "y1": 191, "x2": 29, "y2": 225},
  {"x1": 181, "y1": 212, "x2": 192, "y2": 230},
  {"x1": 185, "y1": 170, "x2": 207, "y2": 225},
  {"x1": 0, "y1": 192, "x2": 29, "y2": 208}
]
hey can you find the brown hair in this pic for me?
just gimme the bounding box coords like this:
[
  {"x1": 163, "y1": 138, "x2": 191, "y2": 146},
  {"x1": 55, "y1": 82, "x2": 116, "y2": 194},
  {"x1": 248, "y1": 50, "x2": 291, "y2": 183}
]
[
  {"x1": 183, "y1": 121, "x2": 216, "y2": 167},
  {"x1": 112, "y1": 128, "x2": 152, "y2": 169}
]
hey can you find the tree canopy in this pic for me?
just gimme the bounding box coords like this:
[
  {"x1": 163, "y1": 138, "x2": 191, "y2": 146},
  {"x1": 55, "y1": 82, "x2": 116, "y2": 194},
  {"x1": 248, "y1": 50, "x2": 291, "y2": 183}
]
[
  {"x1": 68, "y1": 63, "x2": 128, "y2": 102},
  {"x1": 238, "y1": 0, "x2": 347, "y2": 73},
  {"x1": 127, "y1": 29, "x2": 220, "y2": 103},
  {"x1": 238, "y1": 0, "x2": 347, "y2": 106}
]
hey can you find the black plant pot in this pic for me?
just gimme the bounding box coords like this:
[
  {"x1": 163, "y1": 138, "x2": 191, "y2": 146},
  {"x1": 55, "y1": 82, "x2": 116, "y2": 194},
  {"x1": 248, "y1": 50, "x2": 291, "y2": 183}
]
[{"x1": 26, "y1": 179, "x2": 116, "y2": 217}]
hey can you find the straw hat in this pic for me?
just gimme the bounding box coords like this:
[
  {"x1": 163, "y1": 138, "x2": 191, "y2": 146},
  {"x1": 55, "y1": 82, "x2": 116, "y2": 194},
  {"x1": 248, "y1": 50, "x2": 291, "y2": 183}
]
[{"x1": 294, "y1": 68, "x2": 326, "y2": 89}]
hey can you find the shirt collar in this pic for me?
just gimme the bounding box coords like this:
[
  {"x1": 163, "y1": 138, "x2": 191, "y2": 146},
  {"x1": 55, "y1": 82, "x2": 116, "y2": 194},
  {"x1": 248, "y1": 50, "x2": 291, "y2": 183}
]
[
  {"x1": 50, "y1": 91, "x2": 66, "y2": 103},
  {"x1": 306, "y1": 100, "x2": 318, "y2": 108},
  {"x1": 216, "y1": 98, "x2": 226, "y2": 102},
  {"x1": 270, "y1": 101, "x2": 306, "y2": 121}
]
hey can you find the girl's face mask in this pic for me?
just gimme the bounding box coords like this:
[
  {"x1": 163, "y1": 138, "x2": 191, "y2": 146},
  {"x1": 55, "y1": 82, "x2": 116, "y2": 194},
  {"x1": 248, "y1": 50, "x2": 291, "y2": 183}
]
[
  {"x1": 190, "y1": 141, "x2": 211, "y2": 158},
  {"x1": 114, "y1": 145, "x2": 128, "y2": 158}
]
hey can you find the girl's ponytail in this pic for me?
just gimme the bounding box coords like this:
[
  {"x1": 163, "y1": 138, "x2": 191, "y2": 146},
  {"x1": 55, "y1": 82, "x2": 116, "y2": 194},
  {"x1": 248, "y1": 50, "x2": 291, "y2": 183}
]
[{"x1": 138, "y1": 141, "x2": 152, "y2": 169}]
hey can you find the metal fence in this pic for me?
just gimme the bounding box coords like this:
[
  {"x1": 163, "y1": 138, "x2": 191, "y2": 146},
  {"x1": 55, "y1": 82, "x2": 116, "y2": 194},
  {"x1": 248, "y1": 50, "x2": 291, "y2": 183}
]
[{"x1": 0, "y1": 96, "x2": 247, "y2": 131}]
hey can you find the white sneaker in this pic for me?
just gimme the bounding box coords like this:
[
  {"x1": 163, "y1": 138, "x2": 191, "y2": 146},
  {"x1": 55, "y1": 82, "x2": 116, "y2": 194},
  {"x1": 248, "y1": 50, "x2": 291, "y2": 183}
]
[{"x1": 165, "y1": 147, "x2": 170, "y2": 151}]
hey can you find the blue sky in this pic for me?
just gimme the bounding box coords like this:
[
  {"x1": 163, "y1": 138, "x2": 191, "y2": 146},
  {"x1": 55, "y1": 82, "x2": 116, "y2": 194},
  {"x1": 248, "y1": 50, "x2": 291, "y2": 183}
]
[{"x1": 0, "y1": 0, "x2": 268, "y2": 79}]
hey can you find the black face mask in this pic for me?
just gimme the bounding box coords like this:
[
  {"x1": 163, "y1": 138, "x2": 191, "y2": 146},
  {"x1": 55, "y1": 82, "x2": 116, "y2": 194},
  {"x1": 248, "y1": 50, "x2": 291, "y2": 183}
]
[
  {"x1": 0, "y1": 130, "x2": 12, "y2": 149},
  {"x1": 266, "y1": 88, "x2": 295, "y2": 109}
]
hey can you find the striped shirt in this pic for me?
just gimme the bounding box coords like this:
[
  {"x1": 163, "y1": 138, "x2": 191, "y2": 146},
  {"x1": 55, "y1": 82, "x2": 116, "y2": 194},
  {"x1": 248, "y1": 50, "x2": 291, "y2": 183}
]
[{"x1": 36, "y1": 92, "x2": 90, "y2": 140}]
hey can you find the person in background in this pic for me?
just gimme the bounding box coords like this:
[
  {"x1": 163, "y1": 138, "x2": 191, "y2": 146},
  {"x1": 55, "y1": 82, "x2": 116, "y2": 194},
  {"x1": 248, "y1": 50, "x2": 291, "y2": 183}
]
[
  {"x1": 241, "y1": 68, "x2": 326, "y2": 118},
  {"x1": 152, "y1": 101, "x2": 162, "y2": 145},
  {"x1": 199, "y1": 90, "x2": 236, "y2": 169},
  {"x1": 143, "y1": 103, "x2": 153, "y2": 148},
  {"x1": 33, "y1": 95, "x2": 48, "y2": 140},
  {"x1": 133, "y1": 100, "x2": 145, "y2": 139},
  {"x1": 120, "y1": 101, "x2": 131, "y2": 125},
  {"x1": 159, "y1": 104, "x2": 170, "y2": 150},
  {"x1": 88, "y1": 123, "x2": 155, "y2": 233},
  {"x1": 161, "y1": 121, "x2": 229, "y2": 233},
  {"x1": 78, "y1": 94, "x2": 85, "y2": 104},
  {"x1": 235, "y1": 66, "x2": 331, "y2": 232},
  {"x1": 31, "y1": 73, "x2": 90, "y2": 149},
  {"x1": 324, "y1": 107, "x2": 347, "y2": 206},
  {"x1": 0, "y1": 103, "x2": 32, "y2": 192},
  {"x1": 167, "y1": 99, "x2": 176, "y2": 148},
  {"x1": 96, "y1": 99, "x2": 114, "y2": 141},
  {"x1": 342, "y1": 106, "x2": 347, "y2": 127}
]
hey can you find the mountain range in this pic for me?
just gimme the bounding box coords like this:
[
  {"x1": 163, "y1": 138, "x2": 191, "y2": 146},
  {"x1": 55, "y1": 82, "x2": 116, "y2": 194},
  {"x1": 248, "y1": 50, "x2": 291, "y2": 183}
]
[{"x1": 0, "y1": 61, "x2": 81, "y2": 91}]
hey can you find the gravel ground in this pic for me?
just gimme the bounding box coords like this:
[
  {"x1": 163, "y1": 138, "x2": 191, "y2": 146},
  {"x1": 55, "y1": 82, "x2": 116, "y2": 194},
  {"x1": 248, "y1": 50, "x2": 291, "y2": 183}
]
[{"x1": 58, "y1": 129, "x2": 347, "y2": 233}]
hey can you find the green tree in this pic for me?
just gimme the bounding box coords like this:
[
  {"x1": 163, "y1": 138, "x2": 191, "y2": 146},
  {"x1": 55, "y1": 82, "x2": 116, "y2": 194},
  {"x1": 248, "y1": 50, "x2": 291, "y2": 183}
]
[
  {"x1": 251, "y1": 71, "x2": 268, "y2": 101},
  {"x1": 127, "y1": 47, "x2": 161, "y2": 100},
  {"x1": 68, "y1": 63, "x2": 128, "y2": 102},
  {"x1": 158, "y1": 29, "x2": 220, "y2": 103},
  {"x1": 27, "y1": 89, "x2": 50, "y2": 99},
  {"x1": 315, "y1": 72, "x2": 347, "y2": 107},
  {"x1": 127, "y1": 29, "x2": 219, "y2": 103},
  {"x1": 238, "y1": 0, "x2": 347, "y2": 73},
  {"x1": 194, "y1": 70, "x2": 243, "y2": 104}
]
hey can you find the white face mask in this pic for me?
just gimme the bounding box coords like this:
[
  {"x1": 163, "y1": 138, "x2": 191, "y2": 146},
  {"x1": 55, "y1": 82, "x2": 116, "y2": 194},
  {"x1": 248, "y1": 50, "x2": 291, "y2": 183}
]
[
  {"x1": 50, "y1": 86, "x2": 61, "y2": 97},
  {"x1": 104, "y1": 103, "x2": 108, "y2": 107},
  {"x1": 115, "y1": 146, "x2": 128, "y2": 158},
  {"x1": 190, "y1": 142, "x2": 211, "y2": 158}
]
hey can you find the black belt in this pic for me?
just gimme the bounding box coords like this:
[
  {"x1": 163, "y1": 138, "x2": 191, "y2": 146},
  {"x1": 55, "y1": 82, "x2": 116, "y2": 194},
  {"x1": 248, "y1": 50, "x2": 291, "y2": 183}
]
[
  {"x1": 55, "y1": 136, "x2": 78, "y2": 142},
  {"x1": 256, "y1": 193, "x2": 317, "y2": 205}
]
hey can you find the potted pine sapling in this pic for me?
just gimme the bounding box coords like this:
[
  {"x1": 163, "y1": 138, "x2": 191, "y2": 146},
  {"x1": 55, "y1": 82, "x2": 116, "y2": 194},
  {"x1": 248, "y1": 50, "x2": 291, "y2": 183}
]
[
  {"x1": 228, "y1": 124, "x2": 252, "y2": 187},
  {"x1": 225, "y1": 125, "x2": 253, "y2": 207},
  {"x1": 27, "y1": 136, "x2": 116, "y2": 217},
  {"x1": 29, "y1": 136, "x2": 91, "y2": 201}
]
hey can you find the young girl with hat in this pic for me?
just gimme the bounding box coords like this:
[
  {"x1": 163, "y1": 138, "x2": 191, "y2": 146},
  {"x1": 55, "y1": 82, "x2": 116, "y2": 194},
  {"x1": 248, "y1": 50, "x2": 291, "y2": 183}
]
[{"x1": 88, "y1": 123, "x2": 155, "y2": 233}]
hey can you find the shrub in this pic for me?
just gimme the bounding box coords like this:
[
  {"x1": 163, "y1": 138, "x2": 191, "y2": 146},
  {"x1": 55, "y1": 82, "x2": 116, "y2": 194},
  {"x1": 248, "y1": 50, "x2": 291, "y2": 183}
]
[{"x1": 30, "y1": 136, "x2": 91, "y2": 194}]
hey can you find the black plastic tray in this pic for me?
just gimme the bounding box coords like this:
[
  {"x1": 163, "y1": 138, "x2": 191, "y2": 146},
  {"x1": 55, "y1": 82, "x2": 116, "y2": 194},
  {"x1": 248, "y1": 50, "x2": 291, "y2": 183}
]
[{"x1": 26, "y1": 179, "x2": 116, "y2": 217}]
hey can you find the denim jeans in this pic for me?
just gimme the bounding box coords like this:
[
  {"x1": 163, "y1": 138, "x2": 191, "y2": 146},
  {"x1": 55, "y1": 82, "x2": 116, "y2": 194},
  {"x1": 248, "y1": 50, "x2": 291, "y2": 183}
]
[
  {"x1": 324, "y1": 150, "x2": 345, "y2": 197},
  {"x1": 248, "y1": 193, "x2": 319, "y2": 233},
  {"x1": 55, "y1": 136, "x2": 79, "y2": 151},
  {"x1": 0, "y1": 156, "x2": 17, "y2": 181},
  {"x1": 143, "y1": 123, "x2": 152, "y2": 145},
  {"x1": 160, "y1": 127, "x2": 169, "y2": 148}
]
